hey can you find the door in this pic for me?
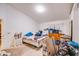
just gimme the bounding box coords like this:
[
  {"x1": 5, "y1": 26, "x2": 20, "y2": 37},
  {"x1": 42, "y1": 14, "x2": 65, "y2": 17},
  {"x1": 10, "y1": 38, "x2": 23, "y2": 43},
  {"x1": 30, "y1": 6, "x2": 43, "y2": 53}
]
[
  {"x1": 0, "y1": 19, "x2": 1, "y2": 47},
  {"x1": 0, "y1": 19, "x2": 2, "y2": 48}
]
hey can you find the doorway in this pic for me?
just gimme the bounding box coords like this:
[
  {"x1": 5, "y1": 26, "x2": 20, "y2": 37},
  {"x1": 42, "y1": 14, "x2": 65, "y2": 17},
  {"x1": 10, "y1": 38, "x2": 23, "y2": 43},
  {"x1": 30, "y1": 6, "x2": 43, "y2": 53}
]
[{"x1": 0, "y1": 19, "x2": 3, "y2": 48}]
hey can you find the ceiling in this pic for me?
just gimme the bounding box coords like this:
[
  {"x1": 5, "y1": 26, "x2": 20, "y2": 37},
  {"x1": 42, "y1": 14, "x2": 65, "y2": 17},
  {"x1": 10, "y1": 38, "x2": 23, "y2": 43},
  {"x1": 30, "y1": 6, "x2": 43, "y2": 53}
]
[{"x1": 9, "y1": 3, "x2": 73, "y2": 23}]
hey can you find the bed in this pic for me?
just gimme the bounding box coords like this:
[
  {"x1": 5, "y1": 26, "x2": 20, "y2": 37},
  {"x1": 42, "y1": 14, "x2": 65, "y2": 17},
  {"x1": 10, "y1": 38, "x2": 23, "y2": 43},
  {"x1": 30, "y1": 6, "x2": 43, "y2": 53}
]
[{"x1": 22, "y1": 35, "x2": 47, "y2": 48}]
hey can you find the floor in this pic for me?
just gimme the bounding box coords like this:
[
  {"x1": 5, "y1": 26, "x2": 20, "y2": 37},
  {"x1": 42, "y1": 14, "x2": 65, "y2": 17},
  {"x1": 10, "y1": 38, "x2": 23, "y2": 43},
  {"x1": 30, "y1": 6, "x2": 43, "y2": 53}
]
[
  {"x1": 3, "y1": 43, "x2": 43, "y2": 56},
  {"x1": 2, "y1": 43, "x2": 79, "y2": 56}
]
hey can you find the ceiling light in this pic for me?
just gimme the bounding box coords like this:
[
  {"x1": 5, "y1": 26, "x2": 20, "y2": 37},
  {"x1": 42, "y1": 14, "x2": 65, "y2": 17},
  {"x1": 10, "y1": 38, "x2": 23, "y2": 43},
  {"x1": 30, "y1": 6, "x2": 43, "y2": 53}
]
[{"x1": 35, "y1": 5, "x2": 45, "y2": 13}]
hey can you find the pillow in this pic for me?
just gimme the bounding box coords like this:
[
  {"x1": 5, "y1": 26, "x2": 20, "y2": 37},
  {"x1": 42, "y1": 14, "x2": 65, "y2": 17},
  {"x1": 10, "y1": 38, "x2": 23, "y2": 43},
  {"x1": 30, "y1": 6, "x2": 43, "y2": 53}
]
[
  {"x1": 25, "y1": 32, "x2": 33, "y2": 36},
  {"x1": 35, "y1": 31, "x2": 43, "y2": 36}
]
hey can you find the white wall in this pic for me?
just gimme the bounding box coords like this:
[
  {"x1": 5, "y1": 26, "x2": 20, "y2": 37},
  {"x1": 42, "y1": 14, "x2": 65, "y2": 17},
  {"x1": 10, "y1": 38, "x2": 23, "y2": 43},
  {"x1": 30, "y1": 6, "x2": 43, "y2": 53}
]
[
  {"x1": 6, "y1": 4, "x2": 38, "y2": 34},
  {"x1": 0, "y1": 4, "x2": 39, "y2": 48},
  {"x1": 39, "y1": 20, "x2": 71, "y2": 35}
]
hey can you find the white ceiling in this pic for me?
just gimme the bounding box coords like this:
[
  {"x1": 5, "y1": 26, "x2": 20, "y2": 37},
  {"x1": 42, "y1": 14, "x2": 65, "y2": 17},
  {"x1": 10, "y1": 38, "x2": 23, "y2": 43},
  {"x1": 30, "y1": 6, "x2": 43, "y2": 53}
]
[{"x1": 9, "y1": 3, "x2": 73, "y2": 23}]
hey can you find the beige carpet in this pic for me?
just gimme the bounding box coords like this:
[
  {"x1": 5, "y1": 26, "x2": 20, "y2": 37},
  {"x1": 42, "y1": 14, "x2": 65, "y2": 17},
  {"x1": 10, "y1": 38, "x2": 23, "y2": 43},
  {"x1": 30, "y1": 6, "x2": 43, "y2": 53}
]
[{"x1": 3, "y1": 44, "x2": 43, "y2": 56}]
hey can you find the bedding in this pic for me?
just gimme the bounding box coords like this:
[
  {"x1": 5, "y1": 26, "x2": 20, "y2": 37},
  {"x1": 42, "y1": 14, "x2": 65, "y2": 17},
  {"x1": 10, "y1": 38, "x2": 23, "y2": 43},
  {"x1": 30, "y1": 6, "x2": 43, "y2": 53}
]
[{"x1": 22, "y1": 35, "x2": 47, "y2": 47}]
